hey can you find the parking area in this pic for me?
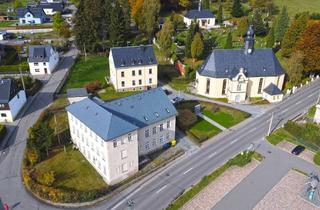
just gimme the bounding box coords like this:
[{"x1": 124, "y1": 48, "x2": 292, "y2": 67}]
[
  {"x1": 277, "y1": 141, "x2": 315, "y2": 164},
  {"x1": 254, "y1": 170, "x2": 318, "y2": 210}
]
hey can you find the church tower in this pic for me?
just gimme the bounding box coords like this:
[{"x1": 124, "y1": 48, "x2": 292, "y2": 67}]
[{"x1": 244, "y1": 25, "x2": 255, "y2": 55}]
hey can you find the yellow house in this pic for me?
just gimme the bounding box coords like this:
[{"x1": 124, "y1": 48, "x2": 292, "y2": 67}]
[{"x1": 195, "y1": 26, "x2": 285, "y2": 103}]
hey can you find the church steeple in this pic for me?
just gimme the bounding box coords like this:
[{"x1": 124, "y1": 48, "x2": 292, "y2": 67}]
[{"x1": 244, "y1": 25, "x2": 255, "y2": 55}]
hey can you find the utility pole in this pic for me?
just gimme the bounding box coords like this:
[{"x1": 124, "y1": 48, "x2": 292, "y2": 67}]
[
  {"x1": 267, "y1": 112, "x2": 274, "y2": 136},
  {"x1": 18, "y1": 51, "x2": 26, "y2": 92}
]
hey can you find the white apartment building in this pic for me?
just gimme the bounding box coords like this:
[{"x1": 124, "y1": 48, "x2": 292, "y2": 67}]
[
  {"x1": 66, "y1": 88, "x2": 177, "y2": 185},
  {"x1": 109, "y1": 45, "x2": 158, "y2": 92},
  {"x1": 0, "y1": 79, "x2": 27, "y2": 123},
  {"x1": 28, "y1": 45, "x2": 59, "y2": 75}
]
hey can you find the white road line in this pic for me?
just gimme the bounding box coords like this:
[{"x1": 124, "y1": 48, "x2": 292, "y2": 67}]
[
  {"x1": 249, "y1": 127, "x2": 257, "y2": 132},
  {"x1": 230, "y1": 138, "x2": 239, "y2": 145},
  {"x1": 110, "y1": 186, "x2": 142, "y2": 210},
  {"x1": 156, "y1": 185, "x2": 167, "y2": 194},
  {"x1": 208, "y1": 152, "x2": 217, "y2": 159},
  {"x1": 308, "y1": 94, "x2": 314, "y2": 98},
  {"x1": 295, "y1": 101, "x2": 301, "y2": 105},
  {"x1": 282, "y1": 108, "x2": 289, "y2": 113},
  {"x1": 183, "y1": 167, "x2": 193, "y2": 175}
]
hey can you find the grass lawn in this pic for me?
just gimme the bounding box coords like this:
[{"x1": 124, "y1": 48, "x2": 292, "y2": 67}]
[
  {"x1": 266, "y1": 128, "x2": 294, "y2": 145},
  {"x1": 35, "y1": 146, "x2": 107, "y2": 191},
  {"x1": 188, "y1": 118, "x2": 221, "y2": 143},
  {"x1": 274, "y1": 0, "x2": 320, "y2": 17},
  {"x1": 61, "y1": 56, "x2": 108, "y2": 92},
  {"x1": 97, "y1": 86, "x2": 141, "y2": 101},
  {"x1": 0, "y1": 21, "x2": 17, "y2": 27},
  {"x1": 201, "y1": 102, "x2": 250, "y2": 128},
  {"x1": 307, "y1": 106, "x2": 316, "y2": 119}
]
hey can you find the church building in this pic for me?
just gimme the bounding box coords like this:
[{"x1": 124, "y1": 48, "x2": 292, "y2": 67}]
[{"x1": 195, "y1": 26, "x2": 285, "y2": 103}]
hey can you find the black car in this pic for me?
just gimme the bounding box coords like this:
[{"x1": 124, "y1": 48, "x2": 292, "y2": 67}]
[{"x1": 291, "y1": 145, "x2": 305, "y2": 155}]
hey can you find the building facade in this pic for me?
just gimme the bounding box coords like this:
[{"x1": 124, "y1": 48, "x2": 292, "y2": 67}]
[
  {"x1": 183, "y1": 3, "x2": 217, "y2": 29},
  {"x1": 17, "y1": 6, "x2": 47, "y2": 24},
  {"x1": 195, "y1": 26, "x2": 285, "y2": 103},
  {"x1": 109, "y1": 45, "x2": 158, "y2": 92},
  {"x1": 0, "y1": 79, "x2": 27, "y2": 123},
  {"x1": 66, "y1": 88, "x2": 177, "y2": 185},
  {"x1": 28, "y1": 45, "x2": 59, "y2": 75}
]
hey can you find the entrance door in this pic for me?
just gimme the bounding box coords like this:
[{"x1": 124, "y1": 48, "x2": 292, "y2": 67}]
[
  {"x1": 44, "y1": 68, "x2": 47, "y2": 74},
  {"x1": 235, "y1": 95, "x2": 240, "y2": 103}
]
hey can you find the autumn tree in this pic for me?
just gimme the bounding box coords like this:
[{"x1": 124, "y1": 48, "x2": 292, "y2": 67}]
[
  {"x1": 156, "y1": 19, "x2": 174, "y2": 59},
  {"x1": 274, "y1": 6, "x2": 289, "y2": 42},
  {"x1": 224, "y1": 32, "x2": 232, "y2": 49},
  {"x1": 295, "y1": 21, "x2": 320, "y2": 73},
  {"x1": 224, "y1": 0, "x2": 232, "y2": 12},
  {"x1": 13, "y1": 0, "x2": 23, "y2": 8},
  {"x1": 216, "y1": 3, "x2": 223, "y2": 24},
  {"x1": 285, "y1": 51, "x2": 304, "y2": 85},
  {"x1": 237, "y1": 17, "x2": 249, "y2": 37},
  {"x1": 185, "y1": 21, "x2": 200, "y2": 58},
  {"x1": 52, "y1": 12, "x2": 70, "y2": 38},
  {"x1": 179, "y1": 0, "x2": 190, "y2": 8},
  {"x1": 281, "y1": 13, "x2": 309, "y2": 58},
  {"x1": 139, "y1": 0, "x2": 161, "y2": 40},
  {"x1": 251, "y1": 0, "x2": 276, "y2": 15},
  {"x1": 231, "y1": 0, "x2": 243, "y2": 18},
  {"x1": 191, "y1": 32, "x2": 204, "y2": 61},
  {"x1": 266, "y1": 24, "x2": 275, "y2": 48}
]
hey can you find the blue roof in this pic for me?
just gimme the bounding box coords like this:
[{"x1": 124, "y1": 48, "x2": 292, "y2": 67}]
[
  {"x1": 17, "y1": 6, "x2": 47, "y2": 18},
  {"x1": 66, "y1": 88, "x2": 177, "y2": 141},
  {"x1": 111, "y1": 45, "x2": 157, "y2": 69},
  {"x1": 0, "y1": 79, "x2": 20, "y2": 103},
  {"x1": 39, "y1": 2, "x2": 64, "y2": 12},
  {"x1": 185, "y1": 10, "x2": 215, "y2": 19},
  {"x1": 198, "y1": 49, "x2": 285, "y2": 78},
  {"x1": 263, "y1": 83, "x2": 282, "y2": 95}
]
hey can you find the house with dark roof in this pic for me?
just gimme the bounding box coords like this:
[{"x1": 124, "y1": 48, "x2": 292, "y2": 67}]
[
  {"x1": 195, "y1": 26, "x2": 285, "y2": 103},
  {"x1": 66, "y1": 88, "x2": 89, "y2": 104},
  {"x1": 183, "y1": 1, "x2": 217, "y2": 29},
  {"x1": 66, "y1": 88, "x2": 177, "y2": 185},
  {"x1": 28, "y1": 45, "x2": 59, "y2": 75},
  {"x1": 0, "y1": 79, "x2": 27, "y2": 123},
  {"x1": 39, "y1": 2, "x2": 64, "y2": 15},
  {"x1": 16, "y1": 6, "x2": 47, "y2": 24},
  {"x1": 109, "y1": 45, "x2": 158, "y2": 92}
]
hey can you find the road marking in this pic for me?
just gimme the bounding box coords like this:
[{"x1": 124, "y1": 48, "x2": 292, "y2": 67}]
[
  {"x1": 110, "y1": 186, "x2": 142, "y2": 210},
  {"x1": 282, "y1": 108, "x2": 289, "y2": 113},
  {"x1": 295, "y1": 101, "x2": 301, "y2": 105},
  {"x1": 230, "y1": 138, "x2": 239, "y2": 145},
  {"x1": 183, "y1": 167, "x2": 193, "y2": 175},
  {"x1": 156, "y1": 185, "x2": 167, "y2": 194},
  {"x1": 208, "y1": 152, "x2": 217, "y2": 159},
  {"x1": 249, "y1": 127, "x2": 256, "y2": 133},
  {"x1": 308, "y1": 94, "x2": 313, "y2": 98}
]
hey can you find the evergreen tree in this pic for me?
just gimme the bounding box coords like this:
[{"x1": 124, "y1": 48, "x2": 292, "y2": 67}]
[
  {"x1": 281, "y1": 13, "x2": 309, "y2": 57},
  {"x1": 179, "y1": 0, "x2": 190, "y2": 8},
  {"x1": 266, "y1": 24, "x2": 275, "y2": 48},
  {"x1": 13, "y1": 0, "x2": 23, "y2": 8},
  {"x1": 191, "y1": 32, "x2": 204, "y2": 61},
  {"x1": 252, "y1": 10, "x2": 267, "y2": 36},
  {"x1": 224, "y1": 0, "x2": 232, "y2": 12},
  {"x1": 216, "y1": 4, "x2": 223, "y2": 24},
  {"x1": 237, "y1": 16, "x2": 249, "y2": 37},
  {"x1": 224, "y1": 32, "x2": 233, "y2": 49},
  {"x1": 185, "y1": 21, "x2": 199, "y2": 58},
  {"x1": 119, "y1": 0, "x2": 132, "y2": 32},
  {"x1": 202, "y1": 0, "x2": 210, "y2": 10},
  {"x1": 274, "y1": 6, "x2": 289, "y2": 42},
  {"x1": 231, "y1": 0, "x2": 243, "y2": 18},
  {"x1": 109, "y1": 0, "x2": 126, "y2": 46},
  {"x1": 156, "y1": 19, "x2": 174, "y2": 58}
]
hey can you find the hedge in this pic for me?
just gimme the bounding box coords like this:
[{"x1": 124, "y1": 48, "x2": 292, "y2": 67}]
[
  {"x1": 314, "y1": 152, "x2": 320, "y2": 166},
  {"x1": 0, "y1": 124, "x2": 7, "y2": 140},
  {"x1": 0, "y1": 64, "x2": 29, "y2": 72}
]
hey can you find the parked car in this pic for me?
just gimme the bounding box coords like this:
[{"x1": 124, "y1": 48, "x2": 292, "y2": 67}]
[
  {"x1": 17, "y1": 35, "x2": 24, "y2": 39},
  {"x1": 171, "y1": 96, "x2": 184, "y2": 104},
  {"x1": 291, "y1": 145, "x2": 305, "y2": 155}
]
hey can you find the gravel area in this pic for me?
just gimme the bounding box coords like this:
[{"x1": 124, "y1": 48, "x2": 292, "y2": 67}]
[
  {"x1": 254, "y1": 170, "x2": 318, "y2": 210},
  {"x1": 278, "y1": 141, "x2": 315, "y2": 164},
  {"x1": 182, "y1": 160, "x2": 259, "y2": 210}
]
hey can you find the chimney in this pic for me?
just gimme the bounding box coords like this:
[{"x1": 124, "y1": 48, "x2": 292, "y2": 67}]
[{"x1": 198, "y1": 0, "x2": 201, "y2": 11}]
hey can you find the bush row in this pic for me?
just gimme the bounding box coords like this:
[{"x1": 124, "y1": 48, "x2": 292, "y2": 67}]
[
  {"x1": 0, "y1": 124, "x2": 6, "y2": 140},
  {"x1": 0, "y1": 64, "x2": 29, "y2": 72}
]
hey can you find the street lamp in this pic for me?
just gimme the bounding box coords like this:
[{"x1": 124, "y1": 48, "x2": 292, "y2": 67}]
[{"x1": 267, "y1": 112, "x2": 274, "y2": 136}]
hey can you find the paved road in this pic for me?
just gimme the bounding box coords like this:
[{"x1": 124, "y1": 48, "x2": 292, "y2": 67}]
[
  {"x1": 0, "y1": 72, "x2": 319, "y2": 209},
  {"x1": 213, "y1": 140, "x2": 320, "y2": 210},
  {"x1": 0, "y1": 48, "x2": 78, "y2": 210}
]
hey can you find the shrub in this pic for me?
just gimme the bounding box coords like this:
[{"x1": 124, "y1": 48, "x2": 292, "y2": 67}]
[
  {"x1": 0, "y1": 124, "x2": 6, "y2": 140},
  {"x1": 314, "y1": 152, "x2": 320, "y2": 165},
  {"x1": 177, "y1": 109, "x2": 197, "y2": 130},
  {"x1": 85, "y1": 80, "x2": 102, "y2": 93},
  {"x1": 36, "y1": 171, "x2": 56, "y2": 187},
  {"x1": 26, "y1": 148, "x2": 40, "y2": 166}
]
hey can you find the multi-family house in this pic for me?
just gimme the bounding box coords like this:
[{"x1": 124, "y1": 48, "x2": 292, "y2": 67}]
[
  {"x1": 28, "y1": 45, "x2": 59, "y2": 75},
  {"x1": 66, "y1": 88, "x2": 177, "y2": 185},
  {"x1": 0, "y1": 79, "x2": 27, "y2": 123},
  {"x1": 109, "y1": 45, "x2": 158, "y2": 92}
]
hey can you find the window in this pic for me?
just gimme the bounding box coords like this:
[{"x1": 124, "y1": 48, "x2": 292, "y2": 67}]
[
  {"x1": 121, "y1": 71, "x2": 124, "y2": 77},
  {"x1": 139, "y1": 79, "x2": 142, "y2": 85},
  {"x1": 166, "y1": 133, "x2": 170, "y2": 140},
  {"x1": 149, "y1": 68, "x2": 152, "y2": 74},
  {"x1": 167, "y1": 120, "x2": 171, "y2": 128},
  {"x1": 121, "y1": 138, "x2": 126, "y2": 145},
  {"x1": 121, "y1": 150, "x2": 128, "y2": 159},
  {"x1": 122, "y1": 163, "x2": 128, "y2": 172},
  {"x1": 258, "y1": 78, "x2": 263, "y2": 94},
  {"x1": 222, "y1": 79, "x2": 227, "y2": 95},
  {"x1": 128, "y1": 133, "x2": 132, "y2": 141},
  {"x1": 149, "y1": 78, "x2": 152, "y2": 84},
  {"x1": 35, "y1": 69, "x2": 40, "y2": 72},
  {"x1": 132, "y1": 70, "x2": 135, "y2": 76},
  {"x1": 113, "y1": 140, "x2": 117, "y2": 148},
  {"x1": 145, "y1": 129, "x2": 149, "y2": 137},
  {"x1": 206, "y1": 78, "x2": 210, "y2": 94},
  {"x1": 237, "y1": 83, "x2": 241, "y2": 91},
  {"x1": 159, "y1": 135, "x2": 164, "y2": 144},
  {"x1": 1, "y1": 113, "x2": 6, "y2": 117},
  {"x1": 132, "y1": 80, "x2": 136, "y2": 86},
  {"x1": 43, "y1": 62, "x2": 46, "y2": 66},
  {"x1": 121, "y1": 81, "x2": 125, "y2": 87},
  {"x1": 152, "y1": 127, "x2": 156, "y2": 134},
  {"x1": 145, "y1": 142, "x2": 150, "y2": 150},
  {"x1": 34, "y1": 62, "x2": 39, "y2": 66},
  {"x1": 160, "y1": 124, "x2": 163, "y2": 132},
  {"x1": 139, "y1": 70, "x2": 142, "y2": 75},
  {"x1": 152, "y1": 140, "x2": 156, "y2": 148}
]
